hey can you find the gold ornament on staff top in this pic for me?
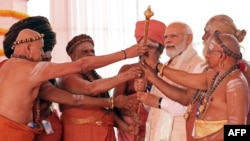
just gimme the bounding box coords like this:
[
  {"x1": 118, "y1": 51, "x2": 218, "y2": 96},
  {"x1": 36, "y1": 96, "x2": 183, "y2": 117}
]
[
  {"x1": 133, "y1": 5, "x2": 154, "y2": 141},
  {"x1": 142, "y1": 6, "x2": 154, "y2": 57}
]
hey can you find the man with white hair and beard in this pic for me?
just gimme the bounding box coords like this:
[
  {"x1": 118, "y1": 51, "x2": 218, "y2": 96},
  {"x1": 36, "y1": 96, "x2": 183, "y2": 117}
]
[{"x1": 143, "y1": 22, "x2": 204, "y2": 141}]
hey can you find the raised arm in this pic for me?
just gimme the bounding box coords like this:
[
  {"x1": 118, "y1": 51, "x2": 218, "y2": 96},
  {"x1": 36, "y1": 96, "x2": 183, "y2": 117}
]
[
  {"x1": 39, "y1": 81, "x2": 138, "y2": 109},
  {"x1": 143, "y1": 62, "x2": 208, "y2": 90},
  {"x1": 34, "y1": 44, "x2": 147, "y2": 84},
  {"x1": 79, "y1": 44, "x2": 147, "y2": 72},
  {"x1": 112, "y1": 64, "x2": 139, "y2": 116},
  {"x1": 57, "y1": 66, "x2": 142, "y2": 96},
  {"x1": 39, "y1": 81, "x2": 110, "y2": 108},
  {"x1": 141, "y1": 61, "x2": 195, "y2": 105}
]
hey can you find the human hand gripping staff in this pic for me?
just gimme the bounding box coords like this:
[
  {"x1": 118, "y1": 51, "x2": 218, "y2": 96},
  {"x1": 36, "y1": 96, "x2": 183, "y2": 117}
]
[{"x1": 133, "y1": 5, "x2": 154, "y2": 141}]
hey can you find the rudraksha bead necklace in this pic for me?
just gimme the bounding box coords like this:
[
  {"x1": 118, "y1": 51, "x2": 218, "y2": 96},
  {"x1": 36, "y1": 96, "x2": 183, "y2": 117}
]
[{"x1": 184, "y1": 64, "x2": 239, "y2": 120}]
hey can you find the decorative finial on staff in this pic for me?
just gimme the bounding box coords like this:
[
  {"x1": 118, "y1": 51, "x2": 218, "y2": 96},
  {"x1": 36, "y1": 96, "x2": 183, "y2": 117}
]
[
  {"x1": 142, "y1": 5, "x2": 154, "y2": 56},
  {"x1": 133, "y1": 5, "x2": 154, "y2": 141},
  {"x1": 144, "y1": 5, "x2": 154, "y2": 20}
]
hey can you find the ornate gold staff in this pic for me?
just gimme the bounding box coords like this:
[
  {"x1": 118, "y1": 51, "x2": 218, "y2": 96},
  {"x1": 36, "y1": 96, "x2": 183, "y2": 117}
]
[
  {"x1": 142, "y1": 6, "x2": 154, "y2": 57},
  {"x1": 133, "y1": 5, "x2": 154, "y2": 141}
]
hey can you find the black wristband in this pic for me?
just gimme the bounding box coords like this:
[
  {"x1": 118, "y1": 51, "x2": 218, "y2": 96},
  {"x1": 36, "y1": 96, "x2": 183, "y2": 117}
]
[
  {"x1": 121, "y1": 50, "x2": 127, "y2": 59},
  {"x1": 155, "y1": 62, "x2": 161, "y2": 73},
  {"x1": 158, "y1": 97, "x2": 163, "y2": 109}
]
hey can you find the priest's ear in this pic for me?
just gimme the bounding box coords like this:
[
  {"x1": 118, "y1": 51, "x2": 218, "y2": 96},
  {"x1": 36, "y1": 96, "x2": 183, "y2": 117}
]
[
  {"x1": 219, "y1": 52, "x2": 226, "y2": 60},
  {"x1": 27, "y1": 44, "x2": 31, "y2": 51},
  {"x1": 25, "y1": 44, "x2": 32, "y2": 56}
]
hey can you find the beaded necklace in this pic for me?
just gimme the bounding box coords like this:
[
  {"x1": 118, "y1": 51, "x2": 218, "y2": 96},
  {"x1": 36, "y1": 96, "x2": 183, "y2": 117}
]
[
  {"x1": 11, "y1": 54, "x2": 30, "y2": 60},
  {"x1": 184, "y1": 66, "x2": 209, "y2": 120},
  {"x1": 184, "y1": 64, "x2": 239, "y2": 120},
  {"x1": 184, "y1": 89, "x2": 207, "y2": 120}
]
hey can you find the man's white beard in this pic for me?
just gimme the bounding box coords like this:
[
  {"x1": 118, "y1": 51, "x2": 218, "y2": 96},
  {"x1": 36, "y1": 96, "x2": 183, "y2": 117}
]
[{"x1": 166, "y1": 39, "x2": 187, "y2": 58}]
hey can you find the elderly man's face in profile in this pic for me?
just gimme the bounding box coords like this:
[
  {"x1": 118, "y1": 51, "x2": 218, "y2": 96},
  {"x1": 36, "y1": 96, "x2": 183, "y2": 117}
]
[{"x1": 202, "y1": 21, "x2": 224, "y2": 58}]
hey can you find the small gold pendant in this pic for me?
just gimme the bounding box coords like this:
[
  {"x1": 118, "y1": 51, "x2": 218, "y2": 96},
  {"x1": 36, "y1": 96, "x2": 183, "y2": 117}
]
[
  {"x1": 199, "y1": 105, "x2": 205, "y2": 113},
  {"x1": 203, "y1": 99, "x2": 207, "y2": 103}
]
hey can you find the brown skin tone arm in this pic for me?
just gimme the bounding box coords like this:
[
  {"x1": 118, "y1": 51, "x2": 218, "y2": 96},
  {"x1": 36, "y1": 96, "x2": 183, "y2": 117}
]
[
  {"x1": 39, "y1": 81, "x2": 110, "y2": 108},
  {"x1": 111, "y1": 65, "x2": 140, "y2": 135},
  {"x1": 39, "y1": 81, "x2": 138, "y2": 109},
  {"x1": 113, "y1": 65, "x2": 131, "y2": 97},
  {"x1": 58, "y1": 66, "x2": 141, "y2": 96},
  {"x1": 141, "y1": 61, "x2": 208, "y2": 90},
  {"x1": 113, "y1": 64, "x2": 139, "y2": 116},
  {"x1": 241, "y1": 59, "x2": 250, "y2": 88},
  {"x1": 226, "y1": 76, "x2": 249, "y2": 124},
  {"x1": 114, "y1": 94, "x2": 139, "y2": 110},
  {"x1": 137, "y1": 89, "x2": 196, "y2": 108},
  {"x1": 34, "y1": 44, "x2": 148, "y2": 84},
  {"x1": 142, "y1": 53, "x2": 208, "y2": 91},
  {"x1": 78, "y1": 44, "x2": 147, "y2": 73},
  {"x1": 137, "y1": 92, "x2": 160, "y2": 108},
  {"x1": 140, "y1": 62, "x2": 196, "y2": 105},
  {"x1": 76, "y1": 44, "x2": 147, "y2": 72},
  {"x1": 241, "y1": 60, "x2": 250, "y2": 124}
]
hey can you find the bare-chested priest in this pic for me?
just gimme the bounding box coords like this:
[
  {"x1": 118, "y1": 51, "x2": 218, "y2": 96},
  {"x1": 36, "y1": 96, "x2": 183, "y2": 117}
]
[{"x1": 0, "y1": 28, "x2": 147, "y2": 141}]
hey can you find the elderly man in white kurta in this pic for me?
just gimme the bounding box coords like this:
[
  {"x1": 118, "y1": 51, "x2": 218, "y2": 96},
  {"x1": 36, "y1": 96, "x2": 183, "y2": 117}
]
[{"x1": 145, "y1": 22, "x2": 205, "y2": 141}]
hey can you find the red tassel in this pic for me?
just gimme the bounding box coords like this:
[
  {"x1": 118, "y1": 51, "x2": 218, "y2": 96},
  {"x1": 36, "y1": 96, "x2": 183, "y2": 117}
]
[{"x1": 239, "y1": 62, "x2": 247, "y2": 72}]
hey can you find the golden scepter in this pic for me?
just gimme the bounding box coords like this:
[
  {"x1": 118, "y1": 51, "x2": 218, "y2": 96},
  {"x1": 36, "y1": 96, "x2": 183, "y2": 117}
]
[
  {"x1": 142, "y1": 6, "x2": 154, "y2": 57},
  {"x1": 133, "y1": 5, "x2": 154, "y2": 141}
]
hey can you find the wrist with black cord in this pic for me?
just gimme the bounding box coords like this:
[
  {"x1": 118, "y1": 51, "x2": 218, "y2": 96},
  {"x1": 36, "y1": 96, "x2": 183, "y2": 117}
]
[{"x1": 158, "y1": 97, "x2": 163, "y2": 109}]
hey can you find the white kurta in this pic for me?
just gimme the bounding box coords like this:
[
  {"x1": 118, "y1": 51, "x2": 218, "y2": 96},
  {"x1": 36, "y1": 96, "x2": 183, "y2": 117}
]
[{"x1": 145, "y1": 46, "x2": 205, "y2": 141}]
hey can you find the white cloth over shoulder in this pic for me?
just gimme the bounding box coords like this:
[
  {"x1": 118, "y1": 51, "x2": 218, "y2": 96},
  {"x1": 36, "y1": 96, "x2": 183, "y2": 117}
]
[{"x1": 145, "y1": 46, "x2": 205, "y2": 141}]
